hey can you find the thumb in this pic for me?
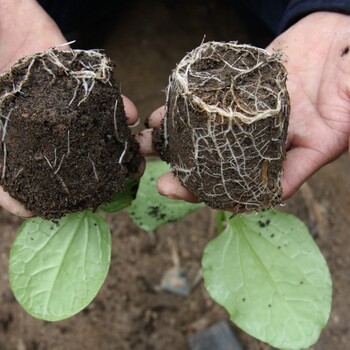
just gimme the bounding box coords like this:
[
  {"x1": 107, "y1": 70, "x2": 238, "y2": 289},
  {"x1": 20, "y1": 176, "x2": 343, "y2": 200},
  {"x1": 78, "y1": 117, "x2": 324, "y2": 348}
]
[
  {"x1": 121, "y1": 95, "x2": 138, "y2": 126},
  {"x1": 281, "y1": 147, "x2": 325, "y2": 200},
  {"x1": 0, "y1": 187, "x2": 34, "y2": 218}
]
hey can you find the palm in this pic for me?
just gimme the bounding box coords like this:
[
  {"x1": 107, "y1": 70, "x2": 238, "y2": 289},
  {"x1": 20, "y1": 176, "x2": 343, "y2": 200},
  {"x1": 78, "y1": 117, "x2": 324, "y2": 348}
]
[{"x1": 268, "y1": 12, "x2": 350, "y2": 198}]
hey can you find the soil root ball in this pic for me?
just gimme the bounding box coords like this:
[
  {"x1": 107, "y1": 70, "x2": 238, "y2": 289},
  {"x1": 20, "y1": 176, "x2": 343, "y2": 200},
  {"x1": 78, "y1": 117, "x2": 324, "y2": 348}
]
[
  {"x1": 0, "y1": 48, "x2": 139, "y2": 219},
  {"x1": 154, "y1": 41, "x2": 290, "y2": 212}
]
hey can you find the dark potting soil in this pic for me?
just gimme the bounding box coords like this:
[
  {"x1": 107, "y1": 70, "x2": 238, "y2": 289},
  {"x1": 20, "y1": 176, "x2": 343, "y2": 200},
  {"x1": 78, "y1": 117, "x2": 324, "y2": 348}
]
[
  {"x1": 0, "y1": 49, "x2": 139, "y2": 219},
  {"x1": 154, "y1": 42, "x2": 289, "y2": 213}
]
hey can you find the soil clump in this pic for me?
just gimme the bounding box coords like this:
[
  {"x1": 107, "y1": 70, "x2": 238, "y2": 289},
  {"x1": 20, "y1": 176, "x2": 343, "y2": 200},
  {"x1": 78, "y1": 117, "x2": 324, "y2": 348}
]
[
  {"x1": 154, "y1": 41, "x2": 289, "y2": 212},
  {"x1": 0, "y1": 48, "x2": 139, "y2": 219}
]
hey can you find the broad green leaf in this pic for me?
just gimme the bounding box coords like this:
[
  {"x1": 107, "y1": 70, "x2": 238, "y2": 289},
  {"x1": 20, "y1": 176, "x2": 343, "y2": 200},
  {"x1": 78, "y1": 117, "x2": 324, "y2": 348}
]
[
  {"x1": 127, "y1": 160, "x2": 204, "y2": 231},
  {"x1": 9, "y1": 211, "x2": 111, "y2": 321},
  {"x1": 99, "y1": 179, "x2": 139, "y2": 213},
  {"x1": 202, "y1": 210, "x2": 332, "y2": 350}
]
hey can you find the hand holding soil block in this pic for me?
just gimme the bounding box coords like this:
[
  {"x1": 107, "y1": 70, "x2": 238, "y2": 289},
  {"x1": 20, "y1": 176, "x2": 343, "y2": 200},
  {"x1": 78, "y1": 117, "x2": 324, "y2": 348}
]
[
  {"x1": 154, "y1": 41, "x2": 290, "y2": 213},
  {"x1": 0, "y1": 48, "x2": 139, "y2": 218}
]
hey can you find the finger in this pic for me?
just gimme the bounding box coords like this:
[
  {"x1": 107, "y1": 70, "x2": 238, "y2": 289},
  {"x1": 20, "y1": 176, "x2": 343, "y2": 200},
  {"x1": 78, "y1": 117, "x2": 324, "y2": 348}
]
[
  {"x1": 157, "y1": 172, "x2": 200, "y2": 203},
  {"x1": 122, "y1": 95, "x2": 138, "y2": 126},
  {"x1": 0, "y1": 187, "x2": 34, "y2": 218},
  {"x1": 135, "y1": 129, "x2": 157, "y2": 156},
  {"x1": 147, "y1": 106, "x2": 165, "y2": 128},
  {"x1": 281, "y1": 147, "x2": 325, "y2": 199}
]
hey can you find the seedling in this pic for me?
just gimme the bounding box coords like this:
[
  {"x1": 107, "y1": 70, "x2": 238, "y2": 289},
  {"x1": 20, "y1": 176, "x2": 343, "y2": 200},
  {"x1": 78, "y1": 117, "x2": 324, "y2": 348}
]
[
  {"x1": 0, "y1": 47, "x2": 139, "y2": 319},
  {"x1": 153, "y1": 41, "x2": 331, "y2": 349}
]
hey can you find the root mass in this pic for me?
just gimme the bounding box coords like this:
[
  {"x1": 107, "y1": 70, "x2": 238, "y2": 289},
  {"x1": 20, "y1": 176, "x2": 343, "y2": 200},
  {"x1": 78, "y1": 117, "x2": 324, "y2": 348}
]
[
  {"x1": 154, "y1": 41, "x2": 290, "y2": 212},
  {"x1": 0, "y1": 48, "x2": 139, "y2": 218}
]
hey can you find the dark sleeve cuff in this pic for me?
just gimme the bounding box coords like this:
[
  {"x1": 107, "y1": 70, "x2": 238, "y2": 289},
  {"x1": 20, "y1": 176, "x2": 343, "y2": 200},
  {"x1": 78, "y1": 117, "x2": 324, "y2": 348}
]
[{"x1": 279, "y1": 0, "x2": 350, "y2": 33}]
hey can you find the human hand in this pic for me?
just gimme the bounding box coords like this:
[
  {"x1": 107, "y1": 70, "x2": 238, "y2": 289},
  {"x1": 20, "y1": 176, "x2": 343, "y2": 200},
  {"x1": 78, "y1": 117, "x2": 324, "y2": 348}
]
[
  {"x1": 266, "y1": 11, "x2": 350, "y2": 198},
  {"x1": 0, "y1": 0, "x2": 140, "y2": 216},
  {"x1": 139, "y1": 12, "x2": 350, "y2": 205}
]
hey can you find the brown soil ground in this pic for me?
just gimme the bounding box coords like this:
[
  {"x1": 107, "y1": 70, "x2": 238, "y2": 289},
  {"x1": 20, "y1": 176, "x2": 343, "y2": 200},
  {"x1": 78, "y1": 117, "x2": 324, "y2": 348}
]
[{"x1": 0, "y1": 1, "x2": 349, "y2": 349}]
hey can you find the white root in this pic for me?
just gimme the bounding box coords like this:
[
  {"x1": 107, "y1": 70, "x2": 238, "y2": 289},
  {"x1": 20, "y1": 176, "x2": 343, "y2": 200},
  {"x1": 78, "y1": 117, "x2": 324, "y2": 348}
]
[
  {"x1": 43, "y1": 155, "x2": 53, "y2": 169},
  {"x1": 118, "y1": 141, "x2": 128, "y2": 164},
  {"x1": 56, "y1": 175, "x2": 70, "y2": 194},
  {"x1": 53, "y1": 154, "x2": 65, "y2": 175},
  {"x1": 113, "y1": 98, "x2": 119, "y2": 140},
  {"x1": 88, "y1": 153, "x2": 99, "y2": 181},
  {"x1": 112, "y1": 96, "x2": 130, "y2": 165},
  {"x1": 14, "y1": 167, "x2": 24, "y2": 179}
]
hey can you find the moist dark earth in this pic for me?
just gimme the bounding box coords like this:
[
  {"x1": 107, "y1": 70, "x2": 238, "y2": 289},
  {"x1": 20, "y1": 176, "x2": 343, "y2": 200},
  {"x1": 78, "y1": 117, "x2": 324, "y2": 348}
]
[
  {"x1": 0, "y1": 49, "x2": 138, "y2": 219},
  {"x1": 155, "y1": 43, "x2": 289, "y2": 212},
  {"x1": 0, "y1": 1, "x2": 350, "y2": 349}
]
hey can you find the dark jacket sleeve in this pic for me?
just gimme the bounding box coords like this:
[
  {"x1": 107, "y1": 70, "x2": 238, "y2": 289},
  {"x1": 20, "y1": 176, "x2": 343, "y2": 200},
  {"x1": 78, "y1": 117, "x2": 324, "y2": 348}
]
[
  {"x1": 38, "y1": 0, "x2": 117, "y2": 34},
  {"x1": 39, "y1": 0, "x2": 350, "y2": 36},
  {"x1": 280, "y1": 0, "x2": 350, "y2": 32}
]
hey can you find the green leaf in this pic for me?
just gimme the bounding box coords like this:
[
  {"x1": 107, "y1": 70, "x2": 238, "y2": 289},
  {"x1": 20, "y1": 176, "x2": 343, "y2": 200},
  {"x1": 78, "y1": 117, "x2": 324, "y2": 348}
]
[
  {"x1": 99, "y1": 179, "x2": 139, "y2": 213},
  {"x1": 216, "y1": 210, "x2": 226, "y2": 234},
  {"x1": 127, "y1": 160, "x2": 204, "y2": 231},
  {"x1": 202, "y1": 210, "x2": 332, "y2": 350},
  {"x1": 9, "y1": 211, "x2": 111, "y2": 321}
]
